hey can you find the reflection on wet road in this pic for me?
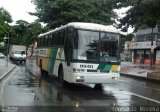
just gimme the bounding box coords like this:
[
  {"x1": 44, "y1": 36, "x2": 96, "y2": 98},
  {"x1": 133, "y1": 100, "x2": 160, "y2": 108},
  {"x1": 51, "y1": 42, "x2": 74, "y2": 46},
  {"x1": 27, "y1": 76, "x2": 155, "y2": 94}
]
[{"x1": 0, "y1": 66, "x2": 160, "y2": 112}]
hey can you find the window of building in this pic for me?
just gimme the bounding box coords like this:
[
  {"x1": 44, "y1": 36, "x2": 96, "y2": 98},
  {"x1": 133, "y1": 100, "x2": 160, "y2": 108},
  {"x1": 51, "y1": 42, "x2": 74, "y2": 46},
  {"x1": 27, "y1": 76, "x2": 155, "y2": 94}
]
[
  {"x1": 136, "y1": 36, "x2": 144, "y2": 42},
  {"x1": 146, "y1": 35, "x2": 152, "y2": 41},
  {"x1": 157, "y1": 35, "x2": 160, "y2": 40}
]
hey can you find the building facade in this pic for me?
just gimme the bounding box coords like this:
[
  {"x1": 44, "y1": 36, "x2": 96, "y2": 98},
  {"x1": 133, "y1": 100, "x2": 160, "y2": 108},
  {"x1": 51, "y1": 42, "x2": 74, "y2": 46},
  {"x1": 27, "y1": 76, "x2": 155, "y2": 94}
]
[{"x1": 126, "y1": 27, "x2": 160, "y2": 64}]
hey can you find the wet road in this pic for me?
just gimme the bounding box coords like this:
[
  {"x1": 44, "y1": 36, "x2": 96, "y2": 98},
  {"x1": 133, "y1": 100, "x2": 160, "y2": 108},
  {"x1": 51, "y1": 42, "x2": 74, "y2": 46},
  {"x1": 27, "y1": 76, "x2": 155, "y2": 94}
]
[{"x1": 0, "y1": 65, "x2": 160, "y2": 112}]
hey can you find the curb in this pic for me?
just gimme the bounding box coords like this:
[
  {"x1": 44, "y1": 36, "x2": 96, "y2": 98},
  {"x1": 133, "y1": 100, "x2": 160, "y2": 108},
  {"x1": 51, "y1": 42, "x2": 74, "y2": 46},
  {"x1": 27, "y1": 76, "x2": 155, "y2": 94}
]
[
  {"x1": 0, "y1": 65, "x2": 16, "y2": 80},
  {"x1": 120, "y1": 73, "x2": 160, "y2": 83}
]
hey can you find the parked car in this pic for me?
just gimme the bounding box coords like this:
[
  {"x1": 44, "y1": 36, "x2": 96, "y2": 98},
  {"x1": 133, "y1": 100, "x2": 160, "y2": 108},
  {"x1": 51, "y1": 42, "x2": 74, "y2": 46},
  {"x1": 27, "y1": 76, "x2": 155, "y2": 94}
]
[{"x1": 0, "y1": 53, "x2": 5, "y2": 58}]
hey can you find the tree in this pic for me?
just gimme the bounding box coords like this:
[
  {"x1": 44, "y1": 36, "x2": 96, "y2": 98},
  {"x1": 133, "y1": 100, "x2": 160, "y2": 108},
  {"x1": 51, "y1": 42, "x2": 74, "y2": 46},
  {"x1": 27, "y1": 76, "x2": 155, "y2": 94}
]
[
  {"x1": 25, "y1": 22, "x2": 45, "y2": 46},
  {"x1": 0, "y1": 7, "x2": 12, "y2": 42},
  {"x1": 118, "y1": 0, "x2": 160, "y2": 67},
  {"x1": 31, "y1": 0, "x2": 118, "y2": 29},
  {"x1": 10, "y1": 20, "x2": 45, "y2": 46},
  {"x1": 117, "y1": 0, "x2": 160, "y2": 31},
  {"x1": 0, "y1": 7, "x2": 44, "y2": 55},
  {"x1": 0, "y1": 7, "x2": 12, "y2": 55},
  {"x1": 10, "y1": 20, "x2": 30, "y2": 45}
]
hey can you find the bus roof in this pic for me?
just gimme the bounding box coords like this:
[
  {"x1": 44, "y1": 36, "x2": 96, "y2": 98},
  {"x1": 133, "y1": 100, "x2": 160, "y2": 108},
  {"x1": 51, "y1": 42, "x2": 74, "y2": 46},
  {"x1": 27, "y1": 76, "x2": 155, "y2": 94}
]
[{"x1": 38, "y1": 22, "x2": 119, "y2": 37}]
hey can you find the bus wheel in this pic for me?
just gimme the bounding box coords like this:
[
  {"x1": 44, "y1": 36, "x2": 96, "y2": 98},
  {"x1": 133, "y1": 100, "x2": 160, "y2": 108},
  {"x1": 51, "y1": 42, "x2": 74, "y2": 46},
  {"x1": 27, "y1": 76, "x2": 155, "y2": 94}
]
[
  {"x1": 58, "y1": 67, "x2": 64, "y2": 85},
  {"x1": 94, "y1": 84, "x2": 103, "y2": 91}
]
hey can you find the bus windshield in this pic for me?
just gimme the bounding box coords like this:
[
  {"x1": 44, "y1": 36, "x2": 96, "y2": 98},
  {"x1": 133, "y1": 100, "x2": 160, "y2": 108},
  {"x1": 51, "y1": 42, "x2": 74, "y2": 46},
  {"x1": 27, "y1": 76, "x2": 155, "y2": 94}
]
[
  {"x1": 73, "y1": 30, "x2": 99, "y2": 61},
  {"x1": 100, "y1": 33, "x2": 119, "y2": 62},
  {"x1": 73, "y1": 30, "x2": 119, "y2": 62}
]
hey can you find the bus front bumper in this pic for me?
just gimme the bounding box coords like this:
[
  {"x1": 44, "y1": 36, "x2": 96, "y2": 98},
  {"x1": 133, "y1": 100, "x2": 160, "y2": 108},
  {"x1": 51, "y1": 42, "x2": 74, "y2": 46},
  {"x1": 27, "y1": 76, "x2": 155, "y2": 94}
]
[{"x1": 70, "y1": 72, "x2": 120, "y2": 84}]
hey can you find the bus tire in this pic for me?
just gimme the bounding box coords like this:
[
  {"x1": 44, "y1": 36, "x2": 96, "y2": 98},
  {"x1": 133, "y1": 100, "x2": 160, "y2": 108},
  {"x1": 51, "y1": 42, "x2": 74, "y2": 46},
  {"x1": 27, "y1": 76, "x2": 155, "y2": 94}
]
[
  {"x1": 58, "y1": 66, "x2": 64, "y2": 85},
  {"x1": 94, "y1": 84, "x2": 103, "y2": 91}
]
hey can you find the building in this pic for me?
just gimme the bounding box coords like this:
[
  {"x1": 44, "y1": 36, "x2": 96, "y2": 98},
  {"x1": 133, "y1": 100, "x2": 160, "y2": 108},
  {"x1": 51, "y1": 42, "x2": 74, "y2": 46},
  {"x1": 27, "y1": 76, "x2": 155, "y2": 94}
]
[
  {"x1": 121, "y1": 41, "x2": 132, "y2": 62},
  {"x1": 126, "y1": 27, "x2": 160, "y2": 64}
]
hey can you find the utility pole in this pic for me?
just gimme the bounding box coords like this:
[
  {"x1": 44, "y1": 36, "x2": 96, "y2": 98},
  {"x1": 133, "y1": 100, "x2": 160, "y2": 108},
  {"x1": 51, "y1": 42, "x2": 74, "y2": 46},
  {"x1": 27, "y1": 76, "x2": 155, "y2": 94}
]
[
  {"x1": 7, "y1": 33, "x2": 9, "y2": 66},
  {"x1": 4, "y1": 33, "x2": 9, "y2": 67},
  {"x1": 150, "y1": 28, "x2": 154, "y2": 68}
]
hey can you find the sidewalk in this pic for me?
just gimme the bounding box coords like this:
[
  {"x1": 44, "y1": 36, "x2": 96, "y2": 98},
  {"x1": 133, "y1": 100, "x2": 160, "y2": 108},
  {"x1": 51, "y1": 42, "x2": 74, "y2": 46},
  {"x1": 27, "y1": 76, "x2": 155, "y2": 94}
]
[
  {"x1": 0, "y1": 59, "x2": 16, "y2": 80},
  {"x1": 120, "y1": 61, "x2": 160, "y2": 81}
]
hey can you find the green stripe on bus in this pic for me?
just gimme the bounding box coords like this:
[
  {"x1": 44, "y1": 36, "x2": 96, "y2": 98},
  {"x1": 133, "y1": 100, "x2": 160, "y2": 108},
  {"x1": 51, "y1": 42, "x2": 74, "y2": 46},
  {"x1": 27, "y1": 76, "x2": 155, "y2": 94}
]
[
  {"x1": 48, "y1": 48, "x2": 58, "y2": 73},
  {"x1": 97, "y1": 64, "x2": 112, "y2": 71},
  {"x1": 97, "y1": 64, "x2": 105, "y2": 70},
  {"x1": 104, "y1": 64, "x2": 112, "y2": 71}
]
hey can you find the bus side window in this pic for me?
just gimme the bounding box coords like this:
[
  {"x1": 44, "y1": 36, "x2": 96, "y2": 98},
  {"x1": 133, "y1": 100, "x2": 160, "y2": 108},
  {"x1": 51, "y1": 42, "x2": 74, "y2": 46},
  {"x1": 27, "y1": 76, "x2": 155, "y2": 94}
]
[
  {"x1": 40, "y1": 38, "x2": 42, "y2": 47},
  {"x1": 52, "y1": 34, "x2": 54, "y2": 46},
  {"x1": 48, "y1": 34, "x2": 52, "y2": 46},
  {"x1": 37, "y1": 38, "x2": 40, "y2": 47},
  {"x1": 40, "y1": 37, "x2": 43, "y2": 47},
  {"x1": 58, "y1": 30, "x2": 65, "y2": 46},
  {"x1": 42, "y1": 37, "x2": 45, "y2": 47},
  {"x1": 53, "y1": 32, "x2": 58, "y2": 45}
]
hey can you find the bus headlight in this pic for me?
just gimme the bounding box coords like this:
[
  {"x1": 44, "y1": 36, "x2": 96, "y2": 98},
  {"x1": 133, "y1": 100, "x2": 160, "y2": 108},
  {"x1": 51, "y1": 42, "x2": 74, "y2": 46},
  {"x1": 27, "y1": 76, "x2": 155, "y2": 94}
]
[
  {"x1": 76, "y1": 76, "x2": 81, "y2": 79},
  {"x1": 112, "y1": 77, "x2": 118, "y2": 80},
  {"x1": 75, "y1": 102, "x2": 79, "y2": 107},
  {"x1": 76, "y1": 76, "x2": 84, "y2": 82},
  {"x1": 76, "y1": 76, "x2": 84, "y2": 79}
]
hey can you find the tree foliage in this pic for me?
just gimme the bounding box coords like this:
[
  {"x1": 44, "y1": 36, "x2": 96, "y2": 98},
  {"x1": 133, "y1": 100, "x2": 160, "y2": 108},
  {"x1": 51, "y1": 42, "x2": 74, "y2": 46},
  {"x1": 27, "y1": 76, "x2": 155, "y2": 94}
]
[
  {"x1": 118, "y1": 0, "x2": 160, "y2": 31},
  {"x1": 31, "y1": 0, "x2": 118, "y2": 29},
  {"x1": 10, "y1": 20, "x2": 45, "y2": 46},
  {"x1": 0, "y1": 7, "x2": 45, "y2": 55},
  {"x1": 0, "y1": 7, "x2": 12, "y2": 41}
]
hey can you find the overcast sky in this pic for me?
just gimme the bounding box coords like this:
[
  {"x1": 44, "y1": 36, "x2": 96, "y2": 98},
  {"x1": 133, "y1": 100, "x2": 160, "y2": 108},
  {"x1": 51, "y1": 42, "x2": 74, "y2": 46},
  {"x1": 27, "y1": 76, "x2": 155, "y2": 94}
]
[{"x1": 0, "y1": 0, "x2": 37, "y2": 24}]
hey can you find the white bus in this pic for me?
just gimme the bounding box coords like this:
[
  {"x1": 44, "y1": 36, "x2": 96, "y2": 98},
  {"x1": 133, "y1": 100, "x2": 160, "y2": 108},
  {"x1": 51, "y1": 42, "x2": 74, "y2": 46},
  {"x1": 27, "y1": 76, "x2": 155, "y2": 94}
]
[{"x1": 36, "y1": 22, "x2": 120, "y2": 88}]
